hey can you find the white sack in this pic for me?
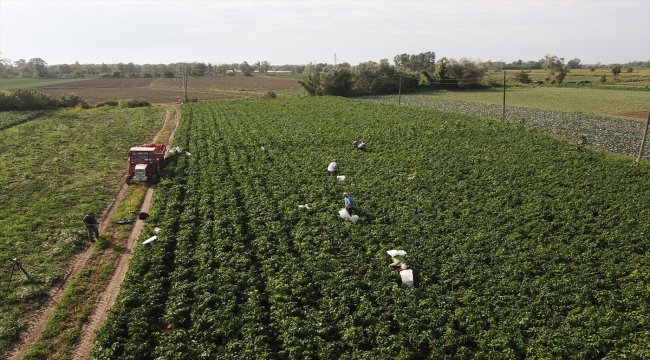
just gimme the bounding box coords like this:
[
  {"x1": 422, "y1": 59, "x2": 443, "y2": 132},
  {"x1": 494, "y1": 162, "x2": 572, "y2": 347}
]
[
  {"x1": 400, "y1": 269, "x2": 414, "y2": 286},
  {"x1": 143, "y1": 236, "x2": 157, "y2": 245}
]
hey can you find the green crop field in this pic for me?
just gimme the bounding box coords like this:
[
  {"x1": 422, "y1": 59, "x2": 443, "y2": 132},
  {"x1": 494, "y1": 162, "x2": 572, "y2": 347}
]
[
  {"x1": 93, "y1": 97, "x2": 649, "y2": 359},
  {"x1": 0, "y1": 106, "x2": 163, "y2": 353},
  {"x1": 417, "y1": 87, "x2": 649, "y2": 119},
  {"x1": 0, "y1": 78, "x2": 85, "y2": 91}
]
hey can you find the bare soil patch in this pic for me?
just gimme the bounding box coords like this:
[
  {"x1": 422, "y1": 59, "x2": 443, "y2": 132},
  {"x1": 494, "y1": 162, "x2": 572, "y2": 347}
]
[{"x1": 613, "y1": 111, "x2": 649, "y2": 119}]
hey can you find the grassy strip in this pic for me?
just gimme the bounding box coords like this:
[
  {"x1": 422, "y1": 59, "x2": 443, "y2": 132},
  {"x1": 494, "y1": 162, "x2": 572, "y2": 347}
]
[
  {"x1": 153, "y1": 105, "x2": 175, "y2": 144},
  {"x1": 22, "y1": 185, "x2": 148, "y2": 359},
  {"x1": 0, "y1": 106, "x2": 162, "y2": 355},
  {"x1": 110, "y1": 185, "x2": 148, "y2": 224}
]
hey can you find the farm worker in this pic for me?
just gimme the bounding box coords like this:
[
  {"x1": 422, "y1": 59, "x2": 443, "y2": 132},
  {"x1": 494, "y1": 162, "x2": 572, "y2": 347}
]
[
  {"x1": 343, "y1": 193, "x2": 356, "y2": 215},
  {"x1": 352, "y1": 140, "x2": 367, "y2": 151},
  {"x1": 327, "y1": 159, "x2": 337, "y2": 175},
  {"x1": 83, "y1": 212, "x2": 99, "y2": 243},
  {"x1": 388, "y1": 255, "x2": 409, "y2": 272}
]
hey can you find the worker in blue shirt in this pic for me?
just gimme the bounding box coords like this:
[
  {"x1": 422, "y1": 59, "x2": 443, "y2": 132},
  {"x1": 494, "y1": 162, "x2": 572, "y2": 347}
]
[{"x1": 343, "y1": 193, "x2": 355, "y2": 215}]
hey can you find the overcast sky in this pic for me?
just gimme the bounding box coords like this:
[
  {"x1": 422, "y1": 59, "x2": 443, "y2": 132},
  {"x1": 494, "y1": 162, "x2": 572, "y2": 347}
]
[{"x1": 1, "y1": 0, "x2": 648, "y2": 66}]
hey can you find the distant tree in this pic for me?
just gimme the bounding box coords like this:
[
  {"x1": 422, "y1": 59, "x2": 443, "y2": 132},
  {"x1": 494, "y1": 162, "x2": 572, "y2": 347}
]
[
  {"x1": 58, "y1": 64, "x2": 73, "y2": 76},
  {"x1": 352, "y1": 60, "x2": 396, "y2": 94},
  {"x1": 84, "y1": 63, "x2": 97, "y2": 76},
  {"x1": 567, "y1": 58, "x2": 582, "y2": 69},
  {"x1": 627, "y1": 67, "x2": 634, "y2": 73},
  {"x1": 393, "y1": 51, "x2": 435, "y2": 74},
  {"x1": 163, "y1": 70, "x2": 175, "y2": 78},
  {"x1": 436, "y1": 58, "x2": 451, "y2": 82},
  {"x1": 542, "y1": 54, "x2": 568, "y2": 83},
  {"x1": 446, "y1": 59, "x2": 487, "y2": 87},
  {"x1": 322, "y1": 66, "x2": 352, "y2": 96},
  {"x1": 611, "y1": 64, "x2": 622, "y2": 78},
  {"x1": 215, "y1": 64, "x2": 234, "y2": 76},
  {"x1": 240, "y1": 61, "x2": 254, "y2": 76},
  {"x1": 298, "y1": 67, "x2": 323, "y2": 95},
  {"x1": 514, "y1": 70, "x2": 532, "y2": 84},
  {"x1": 258, "y1": 61, "x2": 270, "y2": 74},
  {"x1": 100, "y1": 63, "x2": 110, "y2": 74},
  {"x1": 125, "y1": 62, "x2": 138, "y2": 76},
  {"x1": 190, "y1": 62, "x2": 208, "y2": 76},
  {"x1": 27, "y1": 58, "x2": 48, "y2": 78}
]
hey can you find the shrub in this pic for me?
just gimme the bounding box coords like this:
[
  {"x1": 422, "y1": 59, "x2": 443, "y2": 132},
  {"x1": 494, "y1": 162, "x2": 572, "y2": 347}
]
[
  {"x1": 0, "y1": 89, "x2": 56, "y2": 111},
  {"x1": 514, "y1": 70, "x2": 532, "y2": 84},
  {"x1": 57, "y1": 93, "x2": 89, "y2": 109},
  {"x1": 95, "y1": 100, "x2": 119, "y2": 107},
  {"x1": 118, "y1": 99, "x2": 150, "y2": 108}
]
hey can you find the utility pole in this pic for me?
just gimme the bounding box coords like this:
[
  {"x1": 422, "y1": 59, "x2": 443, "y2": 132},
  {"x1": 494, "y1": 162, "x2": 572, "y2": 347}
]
[
  {"x1": 183, "y1": 65, "x2": 188, "y2": 102},
  {"x1": 636, "y1": 109, "x2": 650, "y2": 164},
  {"x1": 502, "y1": 71, "x2": 506, "y2": 121},
  {"x1": 334, "y1": 53, "x2": 337, "y2": 66}
]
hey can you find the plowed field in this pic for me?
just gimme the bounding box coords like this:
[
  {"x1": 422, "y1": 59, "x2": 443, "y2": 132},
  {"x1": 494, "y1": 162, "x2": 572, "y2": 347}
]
[{"x1": 37, "y1": 76, "x2": 303, "y2": 104}]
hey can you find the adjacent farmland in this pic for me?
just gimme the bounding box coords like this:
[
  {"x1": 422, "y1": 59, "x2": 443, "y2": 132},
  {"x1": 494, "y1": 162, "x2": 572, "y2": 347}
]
[
  {"x1": 32, "y1": 76, "x2": 304, "y2": 105},
  {"x1": 93, "y1": 97, "x2": 650, "y2": 359},
  {"x1": 362, "y1": 94, "x2": 650, "y2": 158},
  {"x1": 0, "y1": 107, "x2": 163, "y2": 354},
  {"x1": 410, "y1": 87, "x2": 650, "y2": 119}
]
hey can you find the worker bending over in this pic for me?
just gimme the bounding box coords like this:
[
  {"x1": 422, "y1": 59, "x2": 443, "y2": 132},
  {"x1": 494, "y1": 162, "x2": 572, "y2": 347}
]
[
  {"x1": 343, "y1": 193, "x2": 356, "y2": 215},
  {"x1": 327, "y1": 159, "x2": 337, "y2": 175}
]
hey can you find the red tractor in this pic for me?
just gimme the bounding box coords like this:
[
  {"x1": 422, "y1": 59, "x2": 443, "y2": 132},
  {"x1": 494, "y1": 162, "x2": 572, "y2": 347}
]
[{"x1": 126, "y1": 143, "x2": 166, "y2": 184}]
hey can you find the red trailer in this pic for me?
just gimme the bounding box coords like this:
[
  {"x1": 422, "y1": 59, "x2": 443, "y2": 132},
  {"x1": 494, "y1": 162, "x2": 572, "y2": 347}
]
[{"x1": 126, "y1": 143, "x2": 166, "y2": 184}]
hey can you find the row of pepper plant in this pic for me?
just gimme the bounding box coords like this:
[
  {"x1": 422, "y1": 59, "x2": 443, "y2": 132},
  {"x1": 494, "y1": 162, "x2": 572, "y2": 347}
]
[{"x1": 93, "y1": 97, "x2": 649, "y2": 359}]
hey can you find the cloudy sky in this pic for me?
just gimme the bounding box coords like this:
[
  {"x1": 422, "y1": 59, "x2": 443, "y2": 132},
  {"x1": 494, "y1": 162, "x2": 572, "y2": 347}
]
[{"x1": 0, "y1": 0, "x2": 648, "y2": 66}]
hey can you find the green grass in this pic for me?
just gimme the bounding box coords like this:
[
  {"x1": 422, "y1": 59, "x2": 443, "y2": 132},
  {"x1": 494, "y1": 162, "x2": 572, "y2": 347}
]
[
  {"x1": 110, "y1": 185, "x2": 148, "y2": 223},
  {"x1": 0, "y1": 78, "x2": 85, "y2": 90},
  {"x1": 419, "y1": 87, "x2": 649, "y2": 118},
  {"x1": 0, "y1": 111, "x2": 45, "y2": 130},
  {"x1": 0, "y1": 106, "x2": 162, "y2": 354},
  {"x1": 485, "y1": 68, "x2": 650, "y2": 88}
]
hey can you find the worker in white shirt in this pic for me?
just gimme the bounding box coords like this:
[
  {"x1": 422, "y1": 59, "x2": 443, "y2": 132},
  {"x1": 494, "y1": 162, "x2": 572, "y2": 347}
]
[{"x1": 327, "y1": 159, "x2": 337, "y2": 175}]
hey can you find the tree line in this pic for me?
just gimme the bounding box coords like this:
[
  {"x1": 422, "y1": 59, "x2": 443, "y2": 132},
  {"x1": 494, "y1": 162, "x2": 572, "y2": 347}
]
[
  {"x1": 0, "y1": 58, "x2": 301, "y2": 79},
  {"x1": 299, "y1": 52, "x2": 650, "y2": 96},
  {"x1": 2, "y1": 54, "x2": 647, "y2": 81}
]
